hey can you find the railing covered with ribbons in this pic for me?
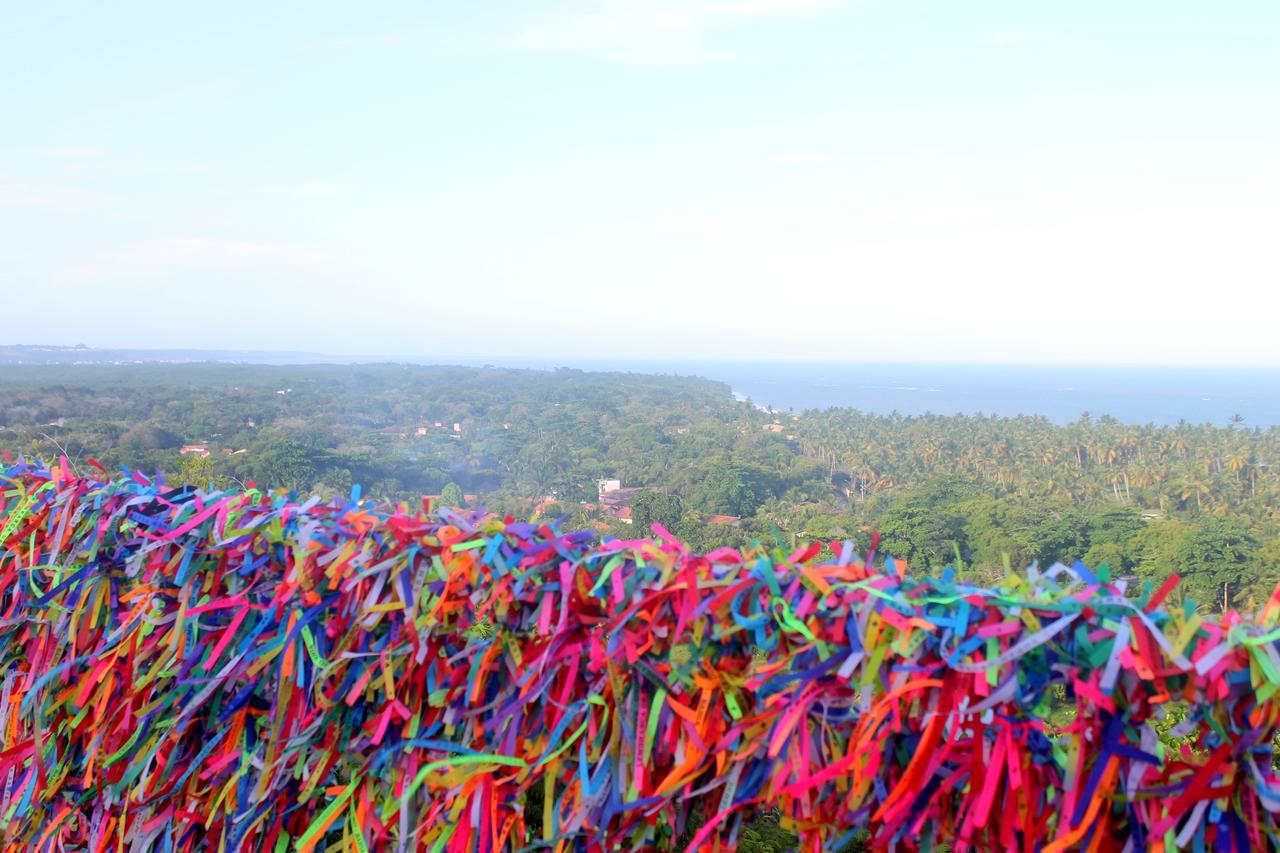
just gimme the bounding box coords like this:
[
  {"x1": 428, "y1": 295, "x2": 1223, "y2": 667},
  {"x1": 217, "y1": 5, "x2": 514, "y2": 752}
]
[{"x1": 1, "y1": 460, "x2": 1279, "y2": 851}]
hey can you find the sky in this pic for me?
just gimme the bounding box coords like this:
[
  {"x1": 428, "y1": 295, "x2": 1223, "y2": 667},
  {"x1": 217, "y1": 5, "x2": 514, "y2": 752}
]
[{"x1": 3, "y1": 1, "x2": 1278, "y2": 365}]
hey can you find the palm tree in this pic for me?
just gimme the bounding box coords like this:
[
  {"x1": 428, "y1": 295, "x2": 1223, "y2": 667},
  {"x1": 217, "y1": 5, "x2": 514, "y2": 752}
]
[
  {"x1": 1226, "y1": 453, "x2": 1248, "y2": 487},
  {"x1": 1178, "y1": 475, "x2": 1210, "y2": 512}
]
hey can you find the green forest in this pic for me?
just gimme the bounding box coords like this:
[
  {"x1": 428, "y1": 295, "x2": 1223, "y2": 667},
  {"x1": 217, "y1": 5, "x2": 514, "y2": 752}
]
[{"x1": 2, "y1": 362, "x2": 1276, "y2": 611}]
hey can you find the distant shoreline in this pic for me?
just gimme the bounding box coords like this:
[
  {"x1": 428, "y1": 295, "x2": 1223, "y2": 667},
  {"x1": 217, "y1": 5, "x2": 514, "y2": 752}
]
[
  {"x1": 5, "y1": 348, "x2": 1280, "y2": 427},
  {"x1": 718, "y1": 364, "x2": 1280, "y2": 428}
]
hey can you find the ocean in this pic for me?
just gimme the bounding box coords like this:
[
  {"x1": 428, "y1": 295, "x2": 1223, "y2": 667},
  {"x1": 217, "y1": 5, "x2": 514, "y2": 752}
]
[{"x1": 485, "y1": 360, "x2": 1280, "y2": 428}]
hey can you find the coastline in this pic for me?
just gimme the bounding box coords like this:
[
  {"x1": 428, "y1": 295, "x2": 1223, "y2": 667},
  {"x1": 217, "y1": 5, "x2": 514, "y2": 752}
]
[{"x1": 718, "y1": 364, "x2": 1280, "y2": 427}]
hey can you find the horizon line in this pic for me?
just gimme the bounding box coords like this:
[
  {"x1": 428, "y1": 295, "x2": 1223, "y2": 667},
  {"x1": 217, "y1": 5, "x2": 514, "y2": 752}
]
[{"x1": 7, "y1": 343, "x2": 1280, "y2": 371}]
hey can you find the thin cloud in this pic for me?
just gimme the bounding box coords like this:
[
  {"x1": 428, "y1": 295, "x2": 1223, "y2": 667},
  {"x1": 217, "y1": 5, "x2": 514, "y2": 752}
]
[
  {"x1": 984, "y1": 30, "x2": 1036, "y2": 46},
  {"x1": 35, "y1": 145, "x2": 106, "y2": 159},
  {"x1": 261, "y1": 182, "x2": 343, "y2": 198},
  {"x1": 0, "y1": 182, "x2": 103, "y2": 210},
  {"x1": 751, "y1": 153, "x2": 837, "y2": 165},
  {"x1": 512, "y1": 0, "x2": 840, "y2": 63},
  {"x1": 60, "y1": 237, "x2": 328, "y2": 282}
]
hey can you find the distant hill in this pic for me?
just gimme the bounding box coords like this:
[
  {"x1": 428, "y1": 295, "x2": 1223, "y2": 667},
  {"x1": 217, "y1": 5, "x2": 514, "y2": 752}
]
[{"x1": 0, "y1": 344, "x2": 335, "y2": 366}]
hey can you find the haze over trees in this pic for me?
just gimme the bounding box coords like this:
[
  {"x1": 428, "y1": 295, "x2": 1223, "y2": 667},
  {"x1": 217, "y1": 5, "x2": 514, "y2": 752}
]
[{"x1": 3, "y1": 362, "x2": 1277, "y2": 611}]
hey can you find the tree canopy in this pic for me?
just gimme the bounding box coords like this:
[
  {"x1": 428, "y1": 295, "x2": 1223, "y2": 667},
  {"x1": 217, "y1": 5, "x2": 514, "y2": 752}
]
[{"x1": 4, "y1": 362, "x2": 1278, "y2": 610}]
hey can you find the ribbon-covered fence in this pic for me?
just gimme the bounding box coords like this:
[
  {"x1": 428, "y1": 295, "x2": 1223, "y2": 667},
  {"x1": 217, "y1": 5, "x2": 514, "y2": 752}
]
[{"x1": 2, "y1": 460, "x2": 1280, "y2": 851}]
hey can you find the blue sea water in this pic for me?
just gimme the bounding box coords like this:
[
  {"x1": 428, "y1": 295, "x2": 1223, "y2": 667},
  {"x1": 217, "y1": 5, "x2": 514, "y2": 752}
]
[
  {"x1": 478, "y1": 360, "x2": 1280, "y2": 428},
  {"x1": 701, "y1": 363, "x2": 1280, "y2": 427}
]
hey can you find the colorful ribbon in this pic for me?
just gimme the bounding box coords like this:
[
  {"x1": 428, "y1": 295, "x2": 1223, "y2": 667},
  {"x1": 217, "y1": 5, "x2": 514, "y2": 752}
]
[{"x1": 1, "y1": 460, "x2": 1279, "y2": 851}]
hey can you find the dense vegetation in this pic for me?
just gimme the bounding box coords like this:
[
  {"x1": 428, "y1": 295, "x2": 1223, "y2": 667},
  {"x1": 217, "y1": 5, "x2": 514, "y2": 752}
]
[{"x1": 2, "y1": 362, "x2": 1276, "y2": 610}]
